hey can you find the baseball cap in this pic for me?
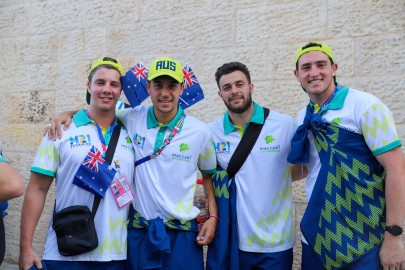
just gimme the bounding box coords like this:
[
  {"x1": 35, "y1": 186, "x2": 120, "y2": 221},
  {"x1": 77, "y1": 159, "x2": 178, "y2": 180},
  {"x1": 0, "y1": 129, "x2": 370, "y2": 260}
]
[
  {"x1": 295, "y1": 42, "x2": 335, "y2": 64},
  {"x1": 86, "y1": 57, "x2": 124, "y2": 104},
  {"x1": 147, "y1": 57, "x2": 184, "y2": 83}
]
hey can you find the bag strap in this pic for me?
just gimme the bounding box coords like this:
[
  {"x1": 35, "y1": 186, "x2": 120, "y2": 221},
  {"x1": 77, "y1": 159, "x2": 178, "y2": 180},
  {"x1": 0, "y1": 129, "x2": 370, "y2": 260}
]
[
  {"x1": 90, "y1": 123, "x2": 121, "y2": 216},
  {"x1": 226, "y1": 108, "x2": 269, "y2": 179}
]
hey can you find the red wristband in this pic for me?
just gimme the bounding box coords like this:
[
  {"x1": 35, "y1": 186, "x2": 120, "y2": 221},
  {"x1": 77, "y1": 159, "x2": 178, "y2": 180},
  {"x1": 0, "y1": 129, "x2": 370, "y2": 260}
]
[{"x1": 209, "y1": 215, "x2": 219, "y2": 221}]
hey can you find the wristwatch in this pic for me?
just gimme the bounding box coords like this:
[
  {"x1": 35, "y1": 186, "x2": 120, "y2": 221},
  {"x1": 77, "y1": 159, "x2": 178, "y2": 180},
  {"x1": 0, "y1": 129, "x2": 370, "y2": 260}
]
[{"x1": 385, "y1": 225, "x2": 403, "y2": 236}]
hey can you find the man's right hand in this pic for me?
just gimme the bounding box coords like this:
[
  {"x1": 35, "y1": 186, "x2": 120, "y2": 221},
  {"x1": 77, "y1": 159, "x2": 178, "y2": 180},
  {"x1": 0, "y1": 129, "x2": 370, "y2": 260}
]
[
  {"x1": 19, "y1": 247, "x2": 42, "y2": 270},
  {"x1": 46, "y1": 110, "x2": 76, "y2": 140}
]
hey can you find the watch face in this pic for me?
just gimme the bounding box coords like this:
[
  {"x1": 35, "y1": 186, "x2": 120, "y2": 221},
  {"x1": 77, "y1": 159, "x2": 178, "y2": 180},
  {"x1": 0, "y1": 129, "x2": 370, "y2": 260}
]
[{"x1": 387, "y1": 225, "x2": 403, "y2": 236}]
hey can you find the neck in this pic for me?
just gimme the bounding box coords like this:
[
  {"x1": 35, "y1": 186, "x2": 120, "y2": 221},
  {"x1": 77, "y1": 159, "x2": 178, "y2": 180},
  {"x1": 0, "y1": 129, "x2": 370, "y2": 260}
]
[
  {"x1": 228, "y1": 103, "x2": 254, "y2": 128},
  {"x1": 310, "y1": 83, "x2": 337, "y2": 106},
  {"x1": 154, "y1": 109, "x2": 178, "y2": 125},
  {"x1": 87, "y1": 108, "x2": 116, "y2": 129}
]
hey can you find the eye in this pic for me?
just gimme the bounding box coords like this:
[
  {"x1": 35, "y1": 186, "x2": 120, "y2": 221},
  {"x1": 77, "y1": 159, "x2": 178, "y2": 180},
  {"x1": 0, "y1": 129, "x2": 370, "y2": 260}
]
[
  {"x1": 222, "y1": 86, "x2": 230, "y2": 91},
  {"x1": 237, "y1": 82, "x2": 244, "y2": 87}
]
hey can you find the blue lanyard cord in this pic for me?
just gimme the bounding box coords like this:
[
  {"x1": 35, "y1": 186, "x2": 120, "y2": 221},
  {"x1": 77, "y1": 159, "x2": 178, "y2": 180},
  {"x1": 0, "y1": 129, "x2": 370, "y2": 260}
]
[
  {"x1": 85, "y1": 110, "x2": 117, "y2": 152},
  {"x1": 318, "y1": 86, "x2": 341, "y2": 114},
  {"x1": 135, "y1": 113, "x2": 186, "y2": 167}
]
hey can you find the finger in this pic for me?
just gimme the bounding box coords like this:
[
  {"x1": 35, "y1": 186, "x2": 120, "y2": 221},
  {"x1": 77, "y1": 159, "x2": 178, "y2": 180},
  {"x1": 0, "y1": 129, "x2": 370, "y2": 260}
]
[
  {"x1": 45, "y1": 123, "x2": 52, "y2": 139},
  {"x1": 63, "y1": 117, "x2": 73, "y2": 131},
  {"x1": 55, "y1": 118, "x2": 63, "y2": 139}
]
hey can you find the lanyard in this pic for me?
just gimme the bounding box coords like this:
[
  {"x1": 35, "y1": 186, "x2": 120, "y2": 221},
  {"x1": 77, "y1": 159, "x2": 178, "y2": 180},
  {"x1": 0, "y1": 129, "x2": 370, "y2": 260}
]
[
  {"x1": 318, "y1": 86, "x2": 341, "y2": 114},
  {"x1": 135, "y1": 113, "x2": 186, "y2": 166},
  {"x1": 85, "y1": 110, "x2": 117, "y2": 152}
]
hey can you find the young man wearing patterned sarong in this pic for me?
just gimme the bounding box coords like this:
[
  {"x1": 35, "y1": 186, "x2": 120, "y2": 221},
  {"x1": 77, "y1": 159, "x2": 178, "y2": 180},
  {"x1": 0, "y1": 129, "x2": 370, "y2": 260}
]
[{"x1": 289, "y1": 42, "x2": 405, "y2": 270}]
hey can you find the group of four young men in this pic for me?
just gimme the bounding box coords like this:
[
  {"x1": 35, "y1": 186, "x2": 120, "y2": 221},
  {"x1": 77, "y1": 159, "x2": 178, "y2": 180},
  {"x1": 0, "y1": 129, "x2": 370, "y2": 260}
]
[{"x1": 18, "y1": 42, "x2": 405, "y2": 270}]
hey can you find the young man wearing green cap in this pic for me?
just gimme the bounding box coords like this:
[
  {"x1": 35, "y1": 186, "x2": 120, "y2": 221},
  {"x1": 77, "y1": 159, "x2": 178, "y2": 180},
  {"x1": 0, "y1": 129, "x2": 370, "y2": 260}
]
[
  {"x1": 115, "y1": 57, "x2": 218, "y2": 270},
  {"x1": 289, "y1": 42, "x2": 405, "y2": 270},
  {"x1": 19, "y1": 57, "x2": 135, "y2": 270}
]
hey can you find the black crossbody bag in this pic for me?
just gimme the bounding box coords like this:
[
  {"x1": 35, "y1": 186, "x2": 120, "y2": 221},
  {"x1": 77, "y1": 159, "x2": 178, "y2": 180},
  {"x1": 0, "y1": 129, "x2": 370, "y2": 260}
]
[
  {"x1": 52, "y1": 124, "x2": 121, "y2": 256},
  {"x1": 227, "y1": 108, "x2": 269, "y2": 179}
]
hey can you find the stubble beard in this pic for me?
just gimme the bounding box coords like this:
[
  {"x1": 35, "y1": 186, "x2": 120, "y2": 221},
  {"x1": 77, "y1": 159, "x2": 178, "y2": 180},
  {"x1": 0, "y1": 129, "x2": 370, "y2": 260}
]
[{"x1": 225, "y1": 92, "x2": 253, "y2": 114}]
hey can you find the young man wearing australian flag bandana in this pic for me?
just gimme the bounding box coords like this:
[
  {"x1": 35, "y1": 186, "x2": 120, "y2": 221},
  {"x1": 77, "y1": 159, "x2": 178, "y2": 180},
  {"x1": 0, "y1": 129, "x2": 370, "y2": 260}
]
[
  {"x1": 19, "y1": 57, "x2": 135, "y2": 270},
  {"x1": 289, "y1": 42, "x2": 405, "y2": 270}
]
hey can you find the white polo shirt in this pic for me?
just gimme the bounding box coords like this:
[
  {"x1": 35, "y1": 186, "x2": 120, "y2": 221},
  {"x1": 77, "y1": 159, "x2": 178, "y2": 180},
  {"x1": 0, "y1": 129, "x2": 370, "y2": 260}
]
[
  {"x1": 297, "y1": 87, "x2": 401, "y2": 205},
  {"x1": 209, "y1": 102, "x2": 295, "y2": 253},
  {"x1": 31, "y1": 110, "x2": 135, "y2": 261},
  {"x1": 117, "y1": 105, "x2": 216, "y2": 223},
  {"x1": 297, "y1": 86, "x2": 401, "y2": 243}
]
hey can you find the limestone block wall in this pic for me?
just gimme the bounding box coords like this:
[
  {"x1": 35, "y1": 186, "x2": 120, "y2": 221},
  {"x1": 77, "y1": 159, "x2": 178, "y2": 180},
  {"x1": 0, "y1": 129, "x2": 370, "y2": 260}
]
[{"x1": 0, "y1": 1, "x2": 404, "y2": 269}]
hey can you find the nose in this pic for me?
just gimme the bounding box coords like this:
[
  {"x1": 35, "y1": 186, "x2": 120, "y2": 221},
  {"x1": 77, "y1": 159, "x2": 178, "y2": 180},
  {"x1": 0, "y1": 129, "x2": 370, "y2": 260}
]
[
  {"x1": 230, "y1": 85, "x2": 238, "y2": 93},
  {"x1": 161, "y1": 85, "x2": 170, "y2": 96},
  {"x1": 102, "y1": 83, "x2": 113, "y2": 93},
  {"x1": 309, "y1": 65, "x2": 319, "y2": 77}
]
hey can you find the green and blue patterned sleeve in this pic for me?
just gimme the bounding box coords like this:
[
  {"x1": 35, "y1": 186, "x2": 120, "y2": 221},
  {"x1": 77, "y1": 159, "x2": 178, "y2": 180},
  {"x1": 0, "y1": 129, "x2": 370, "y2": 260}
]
[
  {"x1": 198, "y1": 137, "x2": 217, "y2": 174},
  {"x1": 361, "y1": 102, "x2": 402, "y2": 156},
  {"x1": 30, "y1": 137, "x2": 59, "y2": 178}
]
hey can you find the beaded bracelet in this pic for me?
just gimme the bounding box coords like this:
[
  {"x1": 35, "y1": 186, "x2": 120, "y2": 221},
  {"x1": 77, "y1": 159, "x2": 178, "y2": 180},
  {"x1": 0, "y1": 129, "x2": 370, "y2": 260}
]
[{"x1": 209, "y1": 215, "x2": 219, "y2": 221}]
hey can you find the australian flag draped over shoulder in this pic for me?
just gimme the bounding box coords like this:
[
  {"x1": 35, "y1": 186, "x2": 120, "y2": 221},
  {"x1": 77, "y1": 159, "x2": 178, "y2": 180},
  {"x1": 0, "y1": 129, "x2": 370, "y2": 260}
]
[
  {"x1": 121, "y1": 62, "x2": 204, "y2": 109},
  {"x1": 121, "y1": 62, "x2": 149, "y2": 107},
  {"x1": 73, "y1": 146, "x2": 117, "y2": 198}
]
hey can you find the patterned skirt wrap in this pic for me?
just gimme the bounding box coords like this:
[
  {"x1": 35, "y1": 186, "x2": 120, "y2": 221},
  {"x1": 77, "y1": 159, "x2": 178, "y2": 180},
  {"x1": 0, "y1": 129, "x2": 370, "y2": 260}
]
[
  {"x1": 302, "y1": 124, "x2": 386, "y2": 270},
  {"x1": 206, "y1": 167, "x2": 239, "y2": 270}
]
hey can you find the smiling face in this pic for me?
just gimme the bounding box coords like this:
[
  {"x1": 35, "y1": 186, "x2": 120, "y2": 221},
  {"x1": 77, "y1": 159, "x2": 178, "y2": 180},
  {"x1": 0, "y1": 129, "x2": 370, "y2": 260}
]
[
  {"x1": 294, "y1": 51, "x2": 338, "y2": 105},
  {"x1": 147, "y1": 75, "x2": 183, "y2": 124},
  {"x1": 87, "y1": 67, "x2": 122, "y2": 114},
  {"x1": 218, "y1": 70, "x2": 254, "y2": 114}
]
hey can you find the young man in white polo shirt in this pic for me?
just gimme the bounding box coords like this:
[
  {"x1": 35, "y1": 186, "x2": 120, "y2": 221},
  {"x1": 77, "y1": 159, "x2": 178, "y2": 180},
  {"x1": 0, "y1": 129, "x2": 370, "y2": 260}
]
[
  {"x1": 116, "y1": 57, "x2": 218, "y2": 270},
  {"x1": 290, "y1": 42, "x2": 405, "y2": 270},
  {"x1": 207, "y1": 62, "x2": 303, "y2": 270},
  {"x1": 19, "y1": 57, "x2": 135, "y2": 270}
]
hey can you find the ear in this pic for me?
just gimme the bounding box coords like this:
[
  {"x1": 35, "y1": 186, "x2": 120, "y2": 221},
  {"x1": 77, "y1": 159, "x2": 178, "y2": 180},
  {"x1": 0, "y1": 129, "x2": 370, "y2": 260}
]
[
  {"x1": 217, "y1": 89, "x2": 222, "y2": 98},
  {"x1": 146, "y1": 81, "x2": 151, "y2": 95},
  {"x1": 249, "y1": 83, "x2": 254, "y2": 94},
  {"x1": 87, "y1": 81, "x2": 91, "y2": 94},
  {"x1": 294, "y1": 70, "x2": 300, "y2": 81},
  {"x1": 331, "y1": 63, "x2": 338, "y2": 76}
]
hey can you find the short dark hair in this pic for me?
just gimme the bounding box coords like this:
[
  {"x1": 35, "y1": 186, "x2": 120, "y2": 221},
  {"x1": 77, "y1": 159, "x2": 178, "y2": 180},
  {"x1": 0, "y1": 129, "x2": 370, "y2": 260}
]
[{"x1": 215, "y1": 62, "x2": 251, "y2": 89}]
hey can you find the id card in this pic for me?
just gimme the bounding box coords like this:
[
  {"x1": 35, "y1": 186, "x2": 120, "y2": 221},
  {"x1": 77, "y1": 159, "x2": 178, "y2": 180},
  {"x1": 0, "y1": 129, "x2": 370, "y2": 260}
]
[{"x1": 110, "y1": 176, "x2": 134, "y2": 208}]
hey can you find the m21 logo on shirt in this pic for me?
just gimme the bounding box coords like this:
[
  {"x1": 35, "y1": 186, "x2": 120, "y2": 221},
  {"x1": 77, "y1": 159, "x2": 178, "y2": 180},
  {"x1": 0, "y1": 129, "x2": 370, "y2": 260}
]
[
  {"x1": 69, "y1": 134, "x2": 91, "y2": 148},
  {"x1": 214, "y1": 141, "x2": 231, "y2": 155},
  {"x1": 133, "y1": 134, "x2": 145, "y2": 148}
]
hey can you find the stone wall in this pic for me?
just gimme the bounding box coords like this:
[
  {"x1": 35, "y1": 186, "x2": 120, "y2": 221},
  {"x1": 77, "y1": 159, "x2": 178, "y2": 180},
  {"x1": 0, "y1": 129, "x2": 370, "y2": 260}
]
[{"x1": 1, "y1": 0, "x2": 404, "y2": 269}]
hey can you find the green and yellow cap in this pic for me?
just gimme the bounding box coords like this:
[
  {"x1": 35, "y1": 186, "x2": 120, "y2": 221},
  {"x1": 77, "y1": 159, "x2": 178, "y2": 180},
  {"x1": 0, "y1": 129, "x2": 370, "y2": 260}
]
[
  {"x1": 147, "y1": 57, "x2": 183, "y2": 83},
  {"x1": 86, "y1": 57, "x2": 124, "y2": 104},
  {"x1": 295, "y1": 42, "x2": 335, "y2": 64}
]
